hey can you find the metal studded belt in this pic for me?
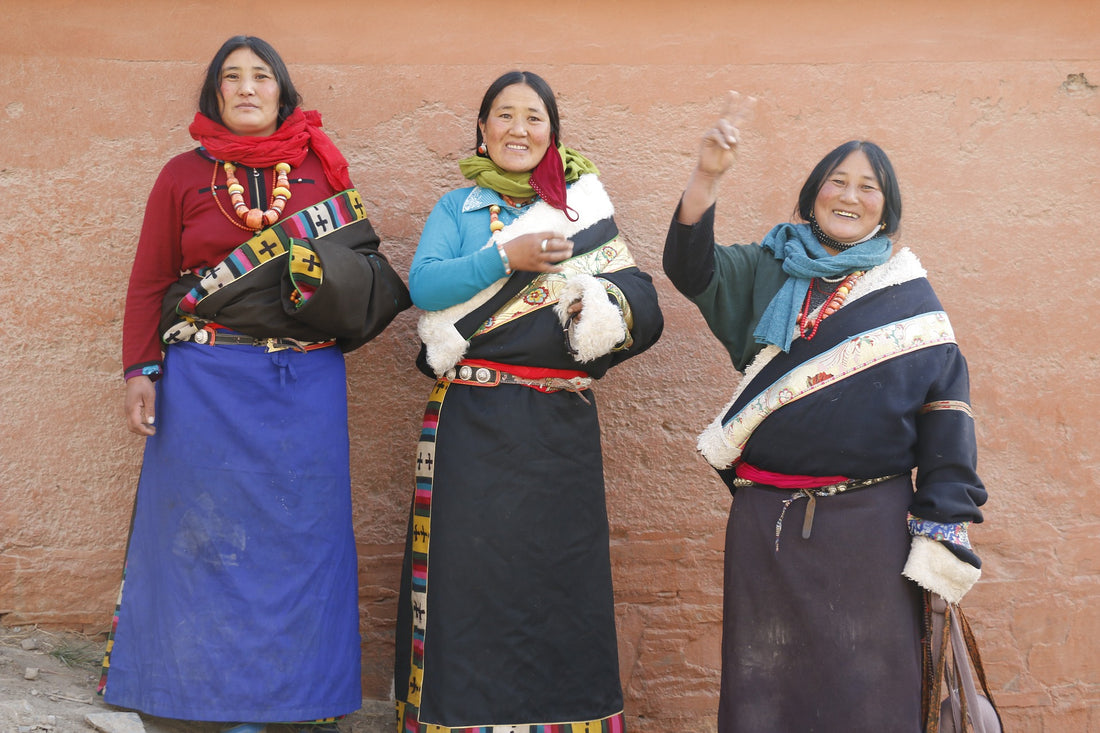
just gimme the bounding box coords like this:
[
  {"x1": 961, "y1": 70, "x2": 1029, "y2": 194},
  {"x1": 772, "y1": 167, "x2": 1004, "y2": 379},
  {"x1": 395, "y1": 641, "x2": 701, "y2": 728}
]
[
  {"x1": 186, "y1": 328, "x2": 336, "y2": 353},
  {"x1": 731, "y1": 473, "x2": 901, "y2": 495},
  {"x1": 739, "y1": 473, "x2": 904, "y2": 549},
  {"x1": 443, "y1": 363, "x2": 593, "y2": 394}
]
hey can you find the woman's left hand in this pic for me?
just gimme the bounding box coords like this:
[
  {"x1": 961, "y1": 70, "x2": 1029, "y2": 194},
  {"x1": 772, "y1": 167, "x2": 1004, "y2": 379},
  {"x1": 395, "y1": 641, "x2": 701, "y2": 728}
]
[{"x1": 501, "y1": 231, "x2": 574, "y2": 273}]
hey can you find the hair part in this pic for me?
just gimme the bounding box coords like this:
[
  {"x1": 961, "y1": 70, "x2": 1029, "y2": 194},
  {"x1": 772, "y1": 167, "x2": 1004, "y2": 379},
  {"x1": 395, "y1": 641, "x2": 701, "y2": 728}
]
[
  {"x1": 795, "y1": 140, "x2": 902, "y2": 236},
  {"x1": 474, "y1": 70, "x2": 561, "y2": 153},
  {"x1": 198, "y1": 35, "x2": 302, "y2": 128}
]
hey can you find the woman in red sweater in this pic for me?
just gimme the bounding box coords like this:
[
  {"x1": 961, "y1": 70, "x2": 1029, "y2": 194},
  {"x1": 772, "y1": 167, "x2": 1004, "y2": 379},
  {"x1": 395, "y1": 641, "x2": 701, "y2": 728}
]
[{"x1": 102, "y1": 35, "x2": 407, "y2": 733}]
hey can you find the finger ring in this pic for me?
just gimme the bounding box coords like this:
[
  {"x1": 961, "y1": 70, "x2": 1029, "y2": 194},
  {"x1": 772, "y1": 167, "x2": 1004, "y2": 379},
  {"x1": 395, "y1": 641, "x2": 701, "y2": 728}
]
[{"x1": 540, "y1": 238, "x2": 548, "y2": 252}]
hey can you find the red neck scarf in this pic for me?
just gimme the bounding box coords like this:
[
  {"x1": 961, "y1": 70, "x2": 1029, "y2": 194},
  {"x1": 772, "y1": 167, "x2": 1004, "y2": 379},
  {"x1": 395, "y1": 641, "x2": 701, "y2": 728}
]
[
  {"x1": 528, "y1": 136, "x2": 577, "y2": 221},
  {"x1": 188, "y1": 108, "x2": 353, "y2": 192}
]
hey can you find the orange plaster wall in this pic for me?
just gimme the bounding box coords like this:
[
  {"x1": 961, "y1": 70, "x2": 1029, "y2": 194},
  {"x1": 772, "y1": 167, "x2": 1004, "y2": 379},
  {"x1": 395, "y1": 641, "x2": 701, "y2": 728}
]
[{"x1": 2, "y1": 1, "x2": 1099, "y2": 730}]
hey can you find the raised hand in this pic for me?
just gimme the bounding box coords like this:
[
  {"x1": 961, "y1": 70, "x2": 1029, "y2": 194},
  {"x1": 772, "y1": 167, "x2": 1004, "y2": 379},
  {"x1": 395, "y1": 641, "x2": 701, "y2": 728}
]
[
  {"x1": 696, "y1": 90, "x2": 757, "y2": 178},
  {"x1": 677, "y1": 91, "x2": 758, "y2": 225}
]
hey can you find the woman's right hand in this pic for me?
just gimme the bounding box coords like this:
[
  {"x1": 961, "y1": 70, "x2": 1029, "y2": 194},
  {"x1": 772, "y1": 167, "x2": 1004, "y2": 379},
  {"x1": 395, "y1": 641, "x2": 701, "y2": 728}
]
[
  {"x1": 125, "y1": 375, "x2": 157, "y2": 436},
  {"x1": 501, "y1": 231, "x2": 574, "y2": 273},
  {"x1": 696, "y1": 90, "x2": 756, "y2": 177},
  {"x1": 677, "y1": 91, "x2": 757, "y2": 225}
]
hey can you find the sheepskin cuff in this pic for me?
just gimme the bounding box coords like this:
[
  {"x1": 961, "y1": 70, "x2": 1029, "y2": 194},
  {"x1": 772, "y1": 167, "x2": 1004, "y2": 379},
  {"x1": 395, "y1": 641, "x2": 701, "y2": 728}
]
[
  {"x1": 902, "y1": 535, "x2": 981, "y2": 604},
  {"x1": 554, "y1": 273, "x2": 628, "y2": 363},
  {"x1": 418, "y1": 315, "x2": 470, "y2": 376}
]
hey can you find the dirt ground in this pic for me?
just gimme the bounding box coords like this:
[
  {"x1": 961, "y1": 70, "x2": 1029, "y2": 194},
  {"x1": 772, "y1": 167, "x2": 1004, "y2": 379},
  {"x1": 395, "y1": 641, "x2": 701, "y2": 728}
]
[{"x1": 0, "y1": 626, "x2": 390, "y2": 733}]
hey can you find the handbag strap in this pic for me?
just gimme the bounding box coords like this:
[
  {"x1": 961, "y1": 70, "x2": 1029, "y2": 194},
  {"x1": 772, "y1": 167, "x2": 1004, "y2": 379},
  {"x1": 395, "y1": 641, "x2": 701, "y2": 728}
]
[
  {"x1": 926, "y1": 593, "x2": 956, "y2": 733},
  {"x1": 951, "y1": 602, "x2": 1003, "y2": 732},
  {"x1": 957, "y1": 604, "x2": 999, "y2": 705},
  {"x1": 926, "y1": 593, "x2": 1003, "y2": 733},
  {"x1": 948, "y1": 601, "x2": 978, "y2": 731}
]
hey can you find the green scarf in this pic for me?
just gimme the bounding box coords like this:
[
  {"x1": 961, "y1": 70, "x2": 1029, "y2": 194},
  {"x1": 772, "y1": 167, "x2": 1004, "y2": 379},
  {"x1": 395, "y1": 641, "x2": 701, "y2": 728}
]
[{"x1": 458, "y1": 145, "x2": 599, "y2": 199}]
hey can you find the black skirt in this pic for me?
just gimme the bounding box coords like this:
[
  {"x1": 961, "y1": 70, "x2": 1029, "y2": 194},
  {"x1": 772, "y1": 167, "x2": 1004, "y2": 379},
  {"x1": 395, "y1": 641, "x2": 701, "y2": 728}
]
[
  {"x1": 719, "y1": 475, "x2": 923, "y2": 733},
  {"x1": 395, "y1": 380, "x2": 625, "y2": 730}
]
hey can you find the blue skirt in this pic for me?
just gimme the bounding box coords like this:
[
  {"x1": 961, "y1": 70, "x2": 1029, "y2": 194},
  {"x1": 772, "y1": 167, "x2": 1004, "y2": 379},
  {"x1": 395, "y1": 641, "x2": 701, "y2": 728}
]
[{"x1": 103, "y1": 341, "x2": 361, "y2": 723}]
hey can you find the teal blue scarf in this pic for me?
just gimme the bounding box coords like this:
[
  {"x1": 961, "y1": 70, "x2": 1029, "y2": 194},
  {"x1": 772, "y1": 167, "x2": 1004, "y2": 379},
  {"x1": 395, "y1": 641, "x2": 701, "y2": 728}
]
[{"x1": 753, "y1": 223, "x2": 892, "y2": 351}]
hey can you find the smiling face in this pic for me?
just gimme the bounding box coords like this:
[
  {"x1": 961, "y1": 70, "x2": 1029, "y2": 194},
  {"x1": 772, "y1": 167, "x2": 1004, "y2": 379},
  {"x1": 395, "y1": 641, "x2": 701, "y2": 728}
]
[
  {"x1": 216, "y1": 47, "x2": 280, "y2": 136},
  {"x1": 478, "y1": 83, "x2": 553, "y2": 174},
  {"x1": 812, "y1": 149, "x2": 885, "y2": 243}
]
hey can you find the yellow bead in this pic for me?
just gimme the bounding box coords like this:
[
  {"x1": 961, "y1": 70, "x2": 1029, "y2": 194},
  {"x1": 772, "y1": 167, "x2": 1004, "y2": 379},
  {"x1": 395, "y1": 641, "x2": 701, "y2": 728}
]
[
  {"x1": 228, "y1": 183, "x2": 245, "y2": 196},
  {"x1": 272, "y1": 186, "x2": 292, "y2": 200},
  {"x1": 490, "y1": 220, "x2": 505, "y2": 232},
  {"x1": 490, "y1": 205, "x2": 500, "y2": 214},
  {"x1": 274, "y1": 162, "x2": 291, "y2": 174}
]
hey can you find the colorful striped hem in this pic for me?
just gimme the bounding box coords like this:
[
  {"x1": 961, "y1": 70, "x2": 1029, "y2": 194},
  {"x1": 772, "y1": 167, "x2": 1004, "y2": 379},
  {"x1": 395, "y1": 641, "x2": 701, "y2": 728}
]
[{"x1": 397, "y1": 699, "x2": 627, "y2": 733}]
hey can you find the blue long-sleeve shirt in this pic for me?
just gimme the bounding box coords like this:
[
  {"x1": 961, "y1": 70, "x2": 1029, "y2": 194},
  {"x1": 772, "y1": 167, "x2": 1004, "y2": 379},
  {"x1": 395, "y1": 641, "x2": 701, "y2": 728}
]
[{"x1": 409, "y1": 186, "x2": 531, "y2": 311}]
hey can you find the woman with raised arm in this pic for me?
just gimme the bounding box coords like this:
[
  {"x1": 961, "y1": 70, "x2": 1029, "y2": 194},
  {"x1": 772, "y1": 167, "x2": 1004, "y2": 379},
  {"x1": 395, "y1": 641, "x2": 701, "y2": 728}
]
[{"x1": 664, "y1": 92, "x2": 987, "y2": 732}]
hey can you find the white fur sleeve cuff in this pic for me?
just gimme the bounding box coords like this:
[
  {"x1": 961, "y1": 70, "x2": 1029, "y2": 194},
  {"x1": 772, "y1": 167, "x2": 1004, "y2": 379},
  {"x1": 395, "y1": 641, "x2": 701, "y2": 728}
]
[
  {"x1": 554, "y1": 273, "x2": 627, "y2": 363},
  {"x1": 902, "y1": 535, "x2": 981, "y2": 604}
]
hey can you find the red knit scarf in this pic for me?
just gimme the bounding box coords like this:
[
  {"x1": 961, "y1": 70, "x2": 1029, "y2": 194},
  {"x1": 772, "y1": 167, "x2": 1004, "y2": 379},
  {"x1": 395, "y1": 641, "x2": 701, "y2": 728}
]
[{"x1": 188, "y1": 108, "x2": 353, "y2": 192}]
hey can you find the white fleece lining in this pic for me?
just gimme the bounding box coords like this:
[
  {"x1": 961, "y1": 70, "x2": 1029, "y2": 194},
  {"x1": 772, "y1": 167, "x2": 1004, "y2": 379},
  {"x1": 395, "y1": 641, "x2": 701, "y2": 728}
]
[
  {"x1": 902, "y1": 535, "x2": 981, "y2": 604},
  {"x1": 417, "y1": 280, "x2": 505, "y2": 376},
  {"x1": 417, "y1": 175, "x2": 614, "y2": 376},
  {"x1": 697, "y1": 248, "x2": 927, "y2": 469},
  {"x1": 553, "y1": 274, "x2": 627, "y2": 363}
]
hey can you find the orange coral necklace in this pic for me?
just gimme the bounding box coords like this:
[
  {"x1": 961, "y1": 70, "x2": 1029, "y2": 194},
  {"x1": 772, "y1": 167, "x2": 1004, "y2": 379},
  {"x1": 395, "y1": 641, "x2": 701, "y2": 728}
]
[
  {"x1": 796, "y1": 271, "x2": 864, "y2": 340},
  {"x1": 211, "y1": 159, "x2": 292, "y2": 232}
]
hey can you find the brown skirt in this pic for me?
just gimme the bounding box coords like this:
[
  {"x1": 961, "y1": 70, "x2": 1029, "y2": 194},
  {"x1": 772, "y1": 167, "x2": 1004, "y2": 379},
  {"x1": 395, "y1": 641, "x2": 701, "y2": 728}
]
[{"x1": 719, "y1": 475, "x2": 923, "y2": 733}]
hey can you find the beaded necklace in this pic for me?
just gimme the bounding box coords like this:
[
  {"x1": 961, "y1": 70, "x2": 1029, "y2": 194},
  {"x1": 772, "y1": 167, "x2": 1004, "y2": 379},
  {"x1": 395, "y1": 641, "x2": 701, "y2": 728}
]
[
  {"x1": 488, "y1": 194, "x2": 535, "y2": 274},
  {"x1": 809, "y1": 217, "x2": 857, "y2": 251},
  {"x1": 796, "y1": 270, "x2": 864, "y2": 340},
  {"x1": 211, "y1": 160, "x2": 293, "y2": 232},
  {"x1": 810, "y1": 216, "x2": 885, "y2": 252},
  {"x1": 488, "y1": 194, "x2": 534, "y2": 233}
]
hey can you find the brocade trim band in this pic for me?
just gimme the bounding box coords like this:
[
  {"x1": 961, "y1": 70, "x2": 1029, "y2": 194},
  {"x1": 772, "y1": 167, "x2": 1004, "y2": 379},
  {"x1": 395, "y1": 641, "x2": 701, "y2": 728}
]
[
  {"x1": 919, "y1": 399, "x2": 975, "y2": 419},
  {"x1": 704, "y1": 311, "x2": 956, "y2": 469},
  {"x1": 473, "y1": 238, "x2": 636, "y2": 337},
  {"x1": 907, "y1": 515, "x2": 972, "y2": 549}
]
